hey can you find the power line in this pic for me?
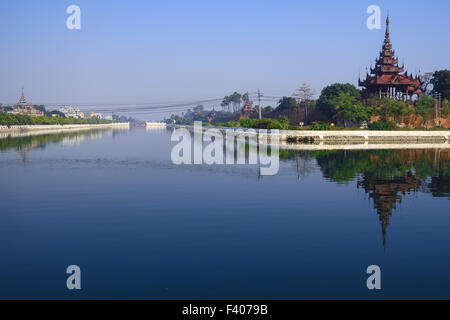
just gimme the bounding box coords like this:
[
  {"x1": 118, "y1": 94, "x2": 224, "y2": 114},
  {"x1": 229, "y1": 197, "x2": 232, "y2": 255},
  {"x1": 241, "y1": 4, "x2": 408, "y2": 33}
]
[
  {"x1": 2, "y1": 92, "x2": 286, "y2": 117},
  {"x1": 433, "y1": 93, "x2": 442, "y2": 126}
]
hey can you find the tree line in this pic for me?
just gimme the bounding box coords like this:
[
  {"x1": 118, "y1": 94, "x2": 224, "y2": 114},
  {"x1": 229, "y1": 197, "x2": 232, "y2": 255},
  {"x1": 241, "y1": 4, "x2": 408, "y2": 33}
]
[{"x1": 167, "y1": 69, "x2": 450, "y2": 129}]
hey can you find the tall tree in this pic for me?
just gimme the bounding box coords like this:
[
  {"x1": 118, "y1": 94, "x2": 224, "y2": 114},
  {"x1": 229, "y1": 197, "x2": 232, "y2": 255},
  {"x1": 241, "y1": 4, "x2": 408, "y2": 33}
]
[
  {"x1": 293, "y1": 83, "x2": 316, "y2": 123},
  {"x1": 220, "y1": 98, "x2": 228, "y2": 112},
  {"x1": 375, "y1": 97, "x2": 398, "y2": 122},
  {"x1": 330, "y1": 92, "x2": 372, "y2": 127},
  {"x1": 431, "y1": 70, "x2": 450, "y2": 100},
  {"x1": 317, "y1": 83, "x2": 361, "y2": 119},
  {"x1": 415, "y1": 95, "x2": 437, "y2": 128},
  {"x1": 276, "y1": 96, "x2": 298, "y2": 111},
  {"x1": 221, "y1": 95, "x2": 234, "y2": 113},
  {"x1": 419, "y1": 72, "x2": 434, "y2": 95}
]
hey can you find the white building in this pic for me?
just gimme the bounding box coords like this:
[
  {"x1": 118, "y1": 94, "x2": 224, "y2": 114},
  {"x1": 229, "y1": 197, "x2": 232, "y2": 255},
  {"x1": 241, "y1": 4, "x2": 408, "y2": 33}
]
[
  {"x1": 59, "y1": 106, "x2": 85, "y2": 119},
  {"x1": 89, "y1": 112, "x2": 103, "y2": 119}
]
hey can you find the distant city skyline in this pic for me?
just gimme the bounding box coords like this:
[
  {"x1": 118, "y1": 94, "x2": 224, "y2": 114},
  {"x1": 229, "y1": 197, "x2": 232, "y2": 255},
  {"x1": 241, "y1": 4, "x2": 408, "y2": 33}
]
[{"x1": 1, "y1": 0, "x2": 449, "y2": 119}]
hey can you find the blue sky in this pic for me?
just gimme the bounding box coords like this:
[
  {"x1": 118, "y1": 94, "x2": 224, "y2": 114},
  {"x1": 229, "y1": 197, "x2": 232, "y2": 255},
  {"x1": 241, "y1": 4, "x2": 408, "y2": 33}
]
[{"x1": 0, "y1": 0, "x2": 449, "y2": 118}]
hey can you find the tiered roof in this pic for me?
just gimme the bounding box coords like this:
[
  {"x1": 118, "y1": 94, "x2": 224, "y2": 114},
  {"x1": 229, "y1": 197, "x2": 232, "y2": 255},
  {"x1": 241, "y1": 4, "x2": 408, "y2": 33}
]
[
  {"x1": 17, "y1": 88, "x2": 30, "y2": 107},
  {"x1": 359, "y1": 16, "x2": 423, "y2": 95}
]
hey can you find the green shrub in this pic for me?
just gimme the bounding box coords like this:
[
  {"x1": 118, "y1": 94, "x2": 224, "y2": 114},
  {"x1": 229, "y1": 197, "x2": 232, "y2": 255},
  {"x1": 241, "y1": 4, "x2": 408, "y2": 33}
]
[
  {"x1": 215, "y1": 121, "x2": 240, "y2": 128},
  {"x1": 0, "y1": 113, "x2": 112, "y2": 126},
  {"x1": 239, "y1": 118, "x2": 258, "y2": 128},
  {"x1": 368, "y1": 120, "x2": 397, "y2": 130},
  {"x1": 278, "y1": 115, "x2": 289, "y2": 124},
  {"x1": 309, "y1": 121, "x2": 331, "y2": 130},
  {"x1": 253, "y1": 118, "x2": 289, "y2": 130}
]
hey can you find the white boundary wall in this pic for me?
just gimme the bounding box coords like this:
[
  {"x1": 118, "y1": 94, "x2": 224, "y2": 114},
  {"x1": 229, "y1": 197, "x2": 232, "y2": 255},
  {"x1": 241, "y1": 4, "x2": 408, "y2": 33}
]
[
  {"x1": 0, "y1": 123, "x2": 130, "y2": 138},
  {"x1": 180, "y1": 125, "x2": 450, "y2": 142}
]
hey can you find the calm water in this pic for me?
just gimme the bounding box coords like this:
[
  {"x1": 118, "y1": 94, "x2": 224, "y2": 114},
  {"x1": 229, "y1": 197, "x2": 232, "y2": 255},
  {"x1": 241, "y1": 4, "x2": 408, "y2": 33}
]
[{"x1": 0, "y1": 128, "x2": 449, "y2": 299}]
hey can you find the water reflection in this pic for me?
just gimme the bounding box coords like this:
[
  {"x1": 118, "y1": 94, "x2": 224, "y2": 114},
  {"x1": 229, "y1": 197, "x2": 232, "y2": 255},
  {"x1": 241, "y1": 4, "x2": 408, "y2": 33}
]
[
  {"x1": 0, "y1": 128, "x2": 129, "y2": 164},
  {"x1": 2, "y1": 128, "x2": 448, "y2": 250},
  {"x1": 285, "y1": 149, "x2": 450, "y2": 247}
]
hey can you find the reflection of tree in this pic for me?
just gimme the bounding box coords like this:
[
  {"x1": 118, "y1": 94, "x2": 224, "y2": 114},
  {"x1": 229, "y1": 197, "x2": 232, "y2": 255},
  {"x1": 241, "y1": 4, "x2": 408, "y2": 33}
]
[
  {"x1": 430, "y1": 176, "x2": 450, "y2": 198},
  {"x1": 295, "y1": 151, "x2": 315, "y2": 180},
  {"x1": 0, "y1": 129, "x2": 126, "y2": 164},
  {"x1": 310, "y1": 149, "x2": 450, "y2": 194},
  {"x1": 279, "y1": 150, "x2": 315, "y2": 180},
  {"x1": 429, "y1": 151, "x2": 450, "y2": 198},
  {"x1": 290, "y1": 148, "x2": 450, "y2": 247}
]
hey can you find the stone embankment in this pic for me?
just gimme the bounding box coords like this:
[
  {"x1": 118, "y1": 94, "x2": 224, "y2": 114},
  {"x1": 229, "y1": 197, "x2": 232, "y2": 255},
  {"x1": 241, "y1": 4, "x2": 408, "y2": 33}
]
[
  {"x1": 0, "y1": 123, "x2": 130, "y2": 138},
  {"x1": 179, "y1": 125, "x2": 450, "y2": 143}
]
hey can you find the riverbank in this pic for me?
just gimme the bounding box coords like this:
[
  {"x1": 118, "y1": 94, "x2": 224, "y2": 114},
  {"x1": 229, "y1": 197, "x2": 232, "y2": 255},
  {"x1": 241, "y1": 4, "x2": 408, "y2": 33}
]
[
  {"x1": 0, "y1": 123, "x2": 130, "y2": 139},
  {"x1": 178, "y1": 124, "x2": 450, "y2": 143}
]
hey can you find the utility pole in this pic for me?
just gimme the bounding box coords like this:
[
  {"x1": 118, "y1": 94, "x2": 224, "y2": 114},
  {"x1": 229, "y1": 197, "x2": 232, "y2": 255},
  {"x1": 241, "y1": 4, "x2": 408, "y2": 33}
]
[
  {"x1": 258, "y1": 89, "x2": 262, "y2": 120},
  {"x1": 438, "y1": 93, "x2": 442, "y2": 126},
  {"x1": 434, "y1": 93, "x2": 442, "y2": 126}
]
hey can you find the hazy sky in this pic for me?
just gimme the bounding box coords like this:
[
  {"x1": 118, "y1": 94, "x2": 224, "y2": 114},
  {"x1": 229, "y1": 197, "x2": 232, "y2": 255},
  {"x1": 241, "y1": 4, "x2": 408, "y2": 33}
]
[{"x1": 0, "y1": 0, "x2": 449, "y2": 119}]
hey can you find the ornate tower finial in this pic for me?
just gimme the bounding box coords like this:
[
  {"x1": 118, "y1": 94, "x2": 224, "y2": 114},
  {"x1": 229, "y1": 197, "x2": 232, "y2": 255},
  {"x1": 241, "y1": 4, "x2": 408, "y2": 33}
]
[{"x1": 385, "y1": 14, "x2": 390, "y2": 41}]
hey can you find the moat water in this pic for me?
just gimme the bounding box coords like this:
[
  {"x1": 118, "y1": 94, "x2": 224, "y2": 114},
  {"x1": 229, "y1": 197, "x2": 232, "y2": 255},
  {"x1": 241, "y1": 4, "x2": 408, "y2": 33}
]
[{"x1": 0, "y1": 128, "x2": 449, "y2": 299}]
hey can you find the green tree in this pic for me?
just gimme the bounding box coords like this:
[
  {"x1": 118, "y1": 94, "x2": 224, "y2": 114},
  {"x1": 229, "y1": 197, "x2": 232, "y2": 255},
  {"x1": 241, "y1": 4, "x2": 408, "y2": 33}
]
[
  {"x1": 276, "y1": 96, "x2": 298, "y2": 111},
  {"x1": 221, "y1": 96, "x2": 231, "y2": 112},
  {"x1": 278, "y1": 115, "x2": 289, "y2": 124},
  {"x1": 263, "y1": 106, "x2": 274, "y2": 113},
  {"x1": 392, "y1": 100, "x2": 410, "y2": 124},
  {"x1": 431, "y1": 70, "x2": 450, "y2": 100},
  {"x1": 292, "y1": 83, "x2": 316, "y2": 123},
  {"x1": 330, "y1": 92, "x2": 373, "y2": 127},
  {"x1": 230, "y1": 92, "x2": 242, "y2": 113},
  {"x1": 419, "y1": 72, "x2": 434, "y2": 95},
  {"x1": 442, "y1": 99, "x2": 449, "y2": 116},
  {"x1": 415, "y1": 95, "x2": 437, "y2": 128},
  {"x1": 375, "y1": 97, "x2": 397, "y2": 122},
  {"x1": 317, "y1": 83, "x2": 361, "y2": 119}
]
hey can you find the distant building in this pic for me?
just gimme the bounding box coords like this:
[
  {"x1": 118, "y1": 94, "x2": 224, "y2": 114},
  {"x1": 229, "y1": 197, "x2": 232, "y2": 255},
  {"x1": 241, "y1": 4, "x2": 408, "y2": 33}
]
[
  {"x1": 146, "y1": 121, "x2": 167, "y2": 128},
  {"x1": 241, "y1": 94, "x2": 255, "y2": 118},
  {"x1": 104, "y1": 115, "x2": 113, "y2": 121},
  {"x1": 8, "y1": 88, "x2": 44, "y2": 116},
  {"x1": 59, "y1": 106, "x2": 85, "y2": 119},
  {"x1": 89, "y1": 112, "x2": 103, "y2": 119}
]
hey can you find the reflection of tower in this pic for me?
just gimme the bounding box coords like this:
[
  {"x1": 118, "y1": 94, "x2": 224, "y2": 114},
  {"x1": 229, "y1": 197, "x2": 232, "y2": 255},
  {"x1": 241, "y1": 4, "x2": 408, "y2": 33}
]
[
  {"x1": 312, "y1": 148, "x2": 450, "y2": 248},
  {"x1": 16, "y1": 141, "x2": 38, "y2": 166},
  {"x1": 358, "y1": 173, "x2": 421, "y2": 249},
  {"x1": 295, "y1": 151, "x2": 314, "y2": 181},
  {"x1": 19, "y1": 148, "x2": 28, "y2": 166}
]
